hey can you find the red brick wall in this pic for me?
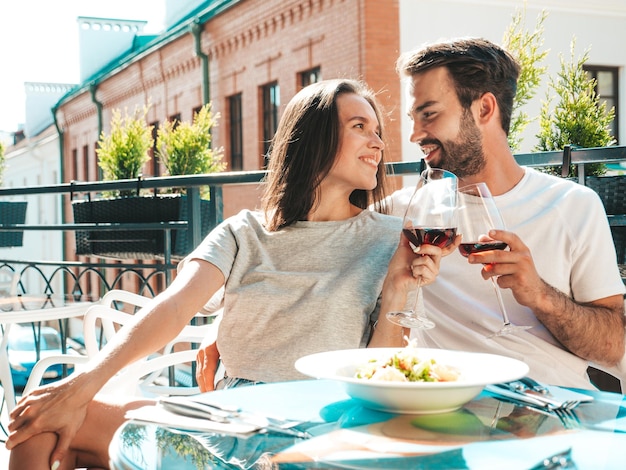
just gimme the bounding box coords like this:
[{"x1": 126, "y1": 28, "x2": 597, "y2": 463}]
[{"x1": 60, "y1": 0, "x2": 401, "y2": 259}]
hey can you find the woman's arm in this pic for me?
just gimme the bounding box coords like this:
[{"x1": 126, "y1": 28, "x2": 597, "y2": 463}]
[{"x1": 6, "y1": 259, "x2": 225, "y2": 464}]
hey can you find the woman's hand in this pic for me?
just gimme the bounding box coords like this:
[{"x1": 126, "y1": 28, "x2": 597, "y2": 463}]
[
  {"x1": 196, "y1": 341, "x2": 220, "y2": 392},
  {"x1": 6, "y1": 373, "x2": 91, "y2": 467},
  {"x1": 381, "y1": 232, "x2": 450, "y2": 312}
]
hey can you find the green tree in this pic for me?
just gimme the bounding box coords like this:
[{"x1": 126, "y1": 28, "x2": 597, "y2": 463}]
[
  {"x1": 502, "y1": 7, "x2": 549, "y2": 151},
  {"x1": 535, "y1": 39, "x2": 615, "y2": 177}
]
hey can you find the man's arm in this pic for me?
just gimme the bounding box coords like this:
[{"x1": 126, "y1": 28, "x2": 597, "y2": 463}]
[{"x1": 473, "y1": 229, "x2": 625, "y2": 365}]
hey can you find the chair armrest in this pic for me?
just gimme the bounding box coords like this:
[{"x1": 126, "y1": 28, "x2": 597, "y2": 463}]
[
  {"x1": 99, "y1": 289, "x2": 152, "y2": 309},
  {"x1": 23, "y1": 355, "x2": 90, "y2": 395}
]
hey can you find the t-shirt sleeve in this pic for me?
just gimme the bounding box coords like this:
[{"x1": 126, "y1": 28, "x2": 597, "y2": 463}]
[
  {"x1": 177, "y1": 214, "x2": 241, "y2": 280},
  {"x1": 569, "y1": 189, "x2": 626, "y2": 302}
]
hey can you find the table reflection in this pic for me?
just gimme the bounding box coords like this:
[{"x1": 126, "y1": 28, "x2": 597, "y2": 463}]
[{"x1": 110, "y1": 380, "x2": 626, "y2": 469}]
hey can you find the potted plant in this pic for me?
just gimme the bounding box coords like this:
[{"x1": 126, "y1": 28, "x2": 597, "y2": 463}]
[
  {"x1": 0, "y1": 140, "x2": 28, "y2": 247},
  {"x1": 535, "y1": 41, "x2": 615, "y2": 176},
  {"x1": 72, "y1": 104, "x2": 225, "y2": 260},
  {"x1": 155, "y1": 103, "x2": 225, "y2": 256},
  {"x1": 535, "y1": 40, "x2": 622, "y2": 262}
]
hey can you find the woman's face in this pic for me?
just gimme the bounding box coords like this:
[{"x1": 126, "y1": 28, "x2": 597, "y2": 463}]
[{"x1": 325, "y1": 93, "x2": 384, "y2": 193}]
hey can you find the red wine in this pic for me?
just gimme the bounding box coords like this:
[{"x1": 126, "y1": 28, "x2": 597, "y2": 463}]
[
  {"x1": 458, "y1": 241, "x2": 508, "y2": 258},
  {"x1": 403, "y1": 227, "x2": 457, "y2": 249}
]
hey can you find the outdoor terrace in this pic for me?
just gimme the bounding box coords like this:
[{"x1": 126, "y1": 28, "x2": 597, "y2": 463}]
[{"x1": 0, "y1": 144, "x2": 624, "y2": 300}]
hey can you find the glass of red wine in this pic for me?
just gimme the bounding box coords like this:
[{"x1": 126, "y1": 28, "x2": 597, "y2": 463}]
[
  {"x1": 386, "y1": 168, "x2": 458, "y2": 329},
  {"x1": 457, "y1": 182, "x2": 531, "y2": 337}
]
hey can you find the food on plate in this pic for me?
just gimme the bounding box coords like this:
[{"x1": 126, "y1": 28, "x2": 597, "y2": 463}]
[{"x1": 355, "y1": 343, "x2": 460, "y2": 383}]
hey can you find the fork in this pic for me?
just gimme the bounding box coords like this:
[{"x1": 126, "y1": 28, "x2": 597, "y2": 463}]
[
  {"x1": 553, "y1": 407, "x2": 582, "y2": 430},
  {"x1": 491, "y1": 384, "x2": 581, "y2": 411}
]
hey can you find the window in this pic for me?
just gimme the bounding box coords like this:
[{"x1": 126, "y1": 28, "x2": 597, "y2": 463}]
[
  {"x1": 82, "y1": 145, "x2": 89, "y2": 181},
  {"x1": 584, "y1": 65, "x2": 619, "y2": 143},
  {"x1": 229, "y1": 94, "x2": 243, "y2": 170},
  {"x1": 169, "y1": 113, "x2": 181, "y2": 129},
  {"x1": 150, "y1": 121, "x2": 160, "y2": 176},
  {"x1": 261, "y1": 82, "x2": 280, "y2": 167},
  {"x1": 71, "y1": 148, "x2": 78, "y2": 181},
  {"x1": 300, "y1": 66, "x2": 321, "y2": 88}
]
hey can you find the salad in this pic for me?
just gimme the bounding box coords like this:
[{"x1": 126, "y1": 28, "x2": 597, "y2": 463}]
[{"x1": 355, "y1": 344, "x2": 460, "y2": 383}]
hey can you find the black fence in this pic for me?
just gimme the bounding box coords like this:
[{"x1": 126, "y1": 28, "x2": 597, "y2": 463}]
[{"x1": 0, "y1": 146, "x2": 624, "y2": 297}]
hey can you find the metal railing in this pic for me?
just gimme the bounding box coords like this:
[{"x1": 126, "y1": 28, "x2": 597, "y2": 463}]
[{"x1": 0, "y1": 147, "x2": 624, "y2": 297}]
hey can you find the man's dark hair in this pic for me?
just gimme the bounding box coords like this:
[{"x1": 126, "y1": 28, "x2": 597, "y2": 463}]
[{"x1": 397, "y1": 38, "x2": 520, "y2": 134}]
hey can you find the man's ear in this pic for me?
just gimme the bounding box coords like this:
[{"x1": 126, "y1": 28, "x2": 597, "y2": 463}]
[{"x1": 476, "y1": 92, "x2": 498, "y2": 124}]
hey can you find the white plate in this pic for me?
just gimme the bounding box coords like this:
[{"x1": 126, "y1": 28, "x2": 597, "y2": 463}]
[{"x1": 295, "y1": 348, "x2": 529, "y2": 414}]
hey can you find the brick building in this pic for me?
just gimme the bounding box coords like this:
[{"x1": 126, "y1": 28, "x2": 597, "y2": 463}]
[{"x1": 57, "y1": 0, "x2": 402, "y2": 219}]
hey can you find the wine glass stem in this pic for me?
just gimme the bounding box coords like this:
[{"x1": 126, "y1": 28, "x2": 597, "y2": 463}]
[
  {"x1": 490, "y1": 277, "x2": 511, "y2": 326},
  {"x1": 412, "y1": 278, "x2": 423, "y2": 318}
]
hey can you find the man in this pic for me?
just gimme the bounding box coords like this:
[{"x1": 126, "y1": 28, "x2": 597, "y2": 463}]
[{"x1": 391, "y1": 37, "x2": 625, "y2": 389}]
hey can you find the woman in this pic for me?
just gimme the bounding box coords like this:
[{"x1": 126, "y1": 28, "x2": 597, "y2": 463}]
[{"x1": 7, "y1": 79, "x2": 447, "y2": 469}]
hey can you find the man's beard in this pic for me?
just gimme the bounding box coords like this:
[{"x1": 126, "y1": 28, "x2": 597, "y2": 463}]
[{"x1": 427, "y1": 109, "x2": 485, "y2": 178}]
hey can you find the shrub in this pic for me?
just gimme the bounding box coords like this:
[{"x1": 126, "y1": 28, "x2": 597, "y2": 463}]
[
  {"x1": 97, "y1": 105, "x2": 153, "y2": 195},
  {"x1": 156, "y1": 104, "x2": 225, "y2": 188},
  {"x1": 503, "y1": 7, "x2": 549, "y2": 151},
  {"x1": 535, "y1": 40, "x2": 615, "y2": 177}
]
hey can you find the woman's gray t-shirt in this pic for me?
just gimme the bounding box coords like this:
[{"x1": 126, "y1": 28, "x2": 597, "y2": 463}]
[{"x1": 183, "y1": 209, "x2": 402, "y2": 382}]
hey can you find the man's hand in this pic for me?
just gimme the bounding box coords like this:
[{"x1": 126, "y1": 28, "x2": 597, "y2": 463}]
[
  {"x1": 465, "y1": 229, "x2": 544, "y2": 309},
  {"x1": 466, "y1": 229, "x2": 625, "y2": 365}
]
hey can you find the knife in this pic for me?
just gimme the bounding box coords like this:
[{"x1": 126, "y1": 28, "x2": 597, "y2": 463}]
[
  {"x1": 159, "y1": 397, "x2": 233, "y2": 422},
  {"x1": 485, "y1": 384, "x2": 554, "y2": 409}
]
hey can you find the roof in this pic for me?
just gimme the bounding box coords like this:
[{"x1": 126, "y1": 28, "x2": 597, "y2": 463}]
[{"x1": 54, "y1": 0, "x2": 241, "y2": 112}]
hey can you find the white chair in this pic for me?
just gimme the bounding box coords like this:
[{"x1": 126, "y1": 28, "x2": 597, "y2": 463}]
[
  {"x1": 0, "y1": 271, "x2": 19, "y2": 298},
  {"x1": 23, "y1": 289, "x2": 219, "y2": 398}
]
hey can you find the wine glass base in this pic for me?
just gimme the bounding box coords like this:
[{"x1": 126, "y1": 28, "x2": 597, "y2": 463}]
[
  {"x1": 487, "y1": 324, "x2": 532, "y2": 338},
  {"x1": 386, "y1": 311, "x2": 435, "y2": 330}
]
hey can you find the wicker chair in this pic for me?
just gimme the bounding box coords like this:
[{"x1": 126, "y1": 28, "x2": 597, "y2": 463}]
[{"x1": 585, "y1": 175, "x2": 626, "y2": 270}]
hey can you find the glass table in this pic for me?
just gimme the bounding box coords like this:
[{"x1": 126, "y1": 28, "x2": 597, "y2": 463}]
[
  {"x1": 110, "y1": 379, "x2": 626, "y2": 469},
  {"x1": 0, "y1": 294, "x2": 95, "y2": 411}
]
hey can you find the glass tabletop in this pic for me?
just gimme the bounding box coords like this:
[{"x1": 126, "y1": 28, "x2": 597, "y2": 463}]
[
  {"x1": 110, "y1": 380, "x2": 626, "y2": 470},
  {"x1": 0, "y1": 293, "x2": 95, "y2": 313}
]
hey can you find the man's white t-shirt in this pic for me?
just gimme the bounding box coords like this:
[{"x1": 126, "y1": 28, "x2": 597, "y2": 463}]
[{"x1": 389, "y1": 167, "x2": 625, "y2": 389}]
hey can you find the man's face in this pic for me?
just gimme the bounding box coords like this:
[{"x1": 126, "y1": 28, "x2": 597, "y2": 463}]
[{"x1": 405, "y1": 67, "x2": 485, "y2": 178}]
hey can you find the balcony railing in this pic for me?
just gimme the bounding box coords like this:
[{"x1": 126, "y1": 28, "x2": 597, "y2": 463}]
[{"x1": 0, "y1": 145, "x2": 624, "y2": 299}]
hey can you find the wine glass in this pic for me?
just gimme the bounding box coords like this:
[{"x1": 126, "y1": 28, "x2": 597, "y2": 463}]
[
  {"x1": 386, "y1": 168, "x2": 458, "y2": 329},
  {"x1": 456, "y1": 182, "x2": 532, "y2": 337}
]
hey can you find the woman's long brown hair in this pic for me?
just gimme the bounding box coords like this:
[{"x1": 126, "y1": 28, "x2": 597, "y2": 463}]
[{"x1": 262, "y1": 79, "x2": 391, "y2": 231}]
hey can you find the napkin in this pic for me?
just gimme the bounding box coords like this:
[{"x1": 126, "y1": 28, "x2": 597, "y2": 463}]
[{"x1": 126, "y1": 405, "x2": 261, "y2": 436}]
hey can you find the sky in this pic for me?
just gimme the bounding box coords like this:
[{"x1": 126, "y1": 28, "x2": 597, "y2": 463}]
[{"x1": 0, "y1": 0, "x2": 166, "y2": 134}]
